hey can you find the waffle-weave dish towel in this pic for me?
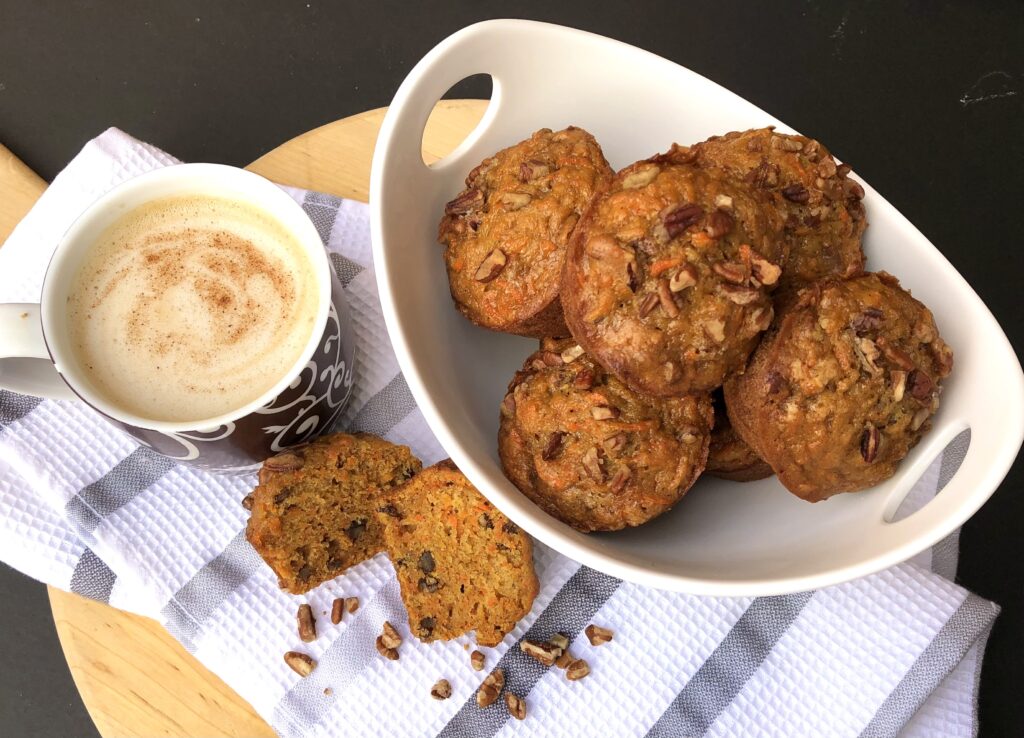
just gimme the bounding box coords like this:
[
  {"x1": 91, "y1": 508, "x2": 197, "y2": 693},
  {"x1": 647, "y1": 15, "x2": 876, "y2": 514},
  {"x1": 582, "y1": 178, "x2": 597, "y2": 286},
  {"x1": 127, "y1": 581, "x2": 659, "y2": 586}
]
[{"x1": 0, "y1": 129, "x2": 998, "y2": 738}]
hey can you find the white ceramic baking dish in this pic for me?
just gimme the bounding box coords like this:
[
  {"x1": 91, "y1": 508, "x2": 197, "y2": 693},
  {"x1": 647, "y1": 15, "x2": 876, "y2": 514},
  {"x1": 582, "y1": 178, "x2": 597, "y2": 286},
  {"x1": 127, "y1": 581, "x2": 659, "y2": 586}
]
[{"x1": 370, "y1": 19, "x2": 1024, "y2": 595}]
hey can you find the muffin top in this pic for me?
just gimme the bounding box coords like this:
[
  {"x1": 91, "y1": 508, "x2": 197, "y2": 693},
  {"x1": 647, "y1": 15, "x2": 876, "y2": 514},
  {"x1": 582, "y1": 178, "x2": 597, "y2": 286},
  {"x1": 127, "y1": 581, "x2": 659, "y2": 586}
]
[
  {"x1": 562, "y1": 146, "x2": 786, "y2": 395},
  {"x1": 688, "y1": 127, "x2": 867, "y2": 290},
  {"x1": 438, "y1": 126, "x2": 613, "y2": 337},
  {"x1": 724, "y1": 272, "x2": 952, "y2": 500},
  {"x1": 498, "y1": 337, "x2": 713, "y2": 531}
]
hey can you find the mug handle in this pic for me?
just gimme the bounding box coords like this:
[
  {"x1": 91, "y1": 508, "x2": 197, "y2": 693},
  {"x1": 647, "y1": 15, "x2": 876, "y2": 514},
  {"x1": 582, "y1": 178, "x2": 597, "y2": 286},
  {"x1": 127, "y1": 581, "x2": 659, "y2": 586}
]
[{"x1": 0, "y1": 303, "x2": 78, "y2": 401}]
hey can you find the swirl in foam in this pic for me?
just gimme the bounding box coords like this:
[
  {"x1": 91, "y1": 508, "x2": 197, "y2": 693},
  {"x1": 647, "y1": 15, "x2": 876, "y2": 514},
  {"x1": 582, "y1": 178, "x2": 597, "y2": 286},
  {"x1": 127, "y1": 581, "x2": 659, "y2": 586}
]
[{"x1": 68, "y1": 194, "x2": 320, "y2": 423}]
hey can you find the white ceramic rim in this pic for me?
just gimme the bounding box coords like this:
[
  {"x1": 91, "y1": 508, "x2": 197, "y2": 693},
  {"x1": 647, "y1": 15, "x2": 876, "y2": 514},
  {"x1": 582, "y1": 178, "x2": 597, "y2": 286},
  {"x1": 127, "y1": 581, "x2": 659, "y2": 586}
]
[
  {"x1": 370, "y1": 19, "x2": 1024, "y2": 595},
  {"x1": 41, "y1": 162, "x2": 332, "y2": 433}
]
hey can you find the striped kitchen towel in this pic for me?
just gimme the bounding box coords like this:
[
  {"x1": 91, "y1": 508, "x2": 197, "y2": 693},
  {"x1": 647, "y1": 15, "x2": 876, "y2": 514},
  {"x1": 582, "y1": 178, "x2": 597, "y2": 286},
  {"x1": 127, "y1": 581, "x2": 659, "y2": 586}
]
[{"x1": 0, "y1": 129, "x2": 997, "y2": 738}]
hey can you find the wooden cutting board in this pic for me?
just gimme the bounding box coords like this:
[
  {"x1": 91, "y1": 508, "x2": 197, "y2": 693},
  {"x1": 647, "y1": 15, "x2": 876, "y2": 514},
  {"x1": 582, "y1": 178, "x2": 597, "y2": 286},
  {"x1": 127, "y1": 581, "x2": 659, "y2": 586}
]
[{"x1": 0, "y1": 99, "x2": 488, "y2": 738}]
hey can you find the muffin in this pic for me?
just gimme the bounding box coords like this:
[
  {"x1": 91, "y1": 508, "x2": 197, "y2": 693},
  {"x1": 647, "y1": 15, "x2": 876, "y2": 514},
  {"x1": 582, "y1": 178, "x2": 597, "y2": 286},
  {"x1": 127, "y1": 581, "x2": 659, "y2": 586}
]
[
  {"x1": 376, "y1": 460, "x2": 538, "y2": 647},
  {"x1": 706, "y1": 390, "x2": 773, "y2": 482},
  {"x1": 246, "y1": 433, "x2": 422, "y2": 593},
  {"x1": 689, "y1": 127, "x2": 867, "y2": 290},
  {"x1": 724, "y1": 272, "x2": 952, "y2": 500},
  {"x1": 498, "y1": 337, "x2": 713, "y2": 531},
  {"x1": 561, "y1": 145, "x2": 786, "y2": 395},
  {"x1": 438, "y1": 126, "x2": 613, "y2": 337}
]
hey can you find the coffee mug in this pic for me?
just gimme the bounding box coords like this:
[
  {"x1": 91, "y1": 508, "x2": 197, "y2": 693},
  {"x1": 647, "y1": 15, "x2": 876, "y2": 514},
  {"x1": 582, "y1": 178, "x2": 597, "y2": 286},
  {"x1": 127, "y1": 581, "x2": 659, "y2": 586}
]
[{"x1": 0, "y1": 163, "x2": 356, "y2": 473}]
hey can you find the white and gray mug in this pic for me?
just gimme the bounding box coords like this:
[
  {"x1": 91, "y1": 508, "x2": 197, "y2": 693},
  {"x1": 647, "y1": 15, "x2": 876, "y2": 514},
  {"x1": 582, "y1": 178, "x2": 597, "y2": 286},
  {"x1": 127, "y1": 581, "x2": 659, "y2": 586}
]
[{"x1": 0, "y1": 164, "x2": 356, "y2": 473}]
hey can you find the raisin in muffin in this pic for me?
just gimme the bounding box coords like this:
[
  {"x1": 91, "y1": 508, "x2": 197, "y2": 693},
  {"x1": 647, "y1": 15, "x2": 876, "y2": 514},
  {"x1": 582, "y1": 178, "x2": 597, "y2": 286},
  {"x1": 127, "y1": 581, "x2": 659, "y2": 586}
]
[
  {"x1": 246, "y1": 433, "x2": 422, "y2": 593},
  {"x1": 439, "y1": 126, "x2": 613, "y2": 337},
  {"x1": 498, "y1": 338, "x2": 713, "y2": 531},
  {"x1": 376, "y1": 460, "x2": 537, "y2": 647},
  {"x1": 689, "y1": 127, "x2": 867, "y2": 291},
  {"x1": 706, "y1": 389, "x2": 773, "y2": 482},
  {"x1": 561, "y1": 146, "x2": 786, "y2": 395},
  {"x1": 725, "y1": 272, "x2": 952, "y2": 501}
]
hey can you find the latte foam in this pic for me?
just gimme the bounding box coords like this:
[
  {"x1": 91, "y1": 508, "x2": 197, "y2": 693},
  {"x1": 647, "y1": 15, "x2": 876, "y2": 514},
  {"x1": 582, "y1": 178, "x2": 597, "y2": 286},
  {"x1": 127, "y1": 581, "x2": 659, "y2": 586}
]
[{"x1": 67, "y1": 194, "x2": 320, "y2": 423}]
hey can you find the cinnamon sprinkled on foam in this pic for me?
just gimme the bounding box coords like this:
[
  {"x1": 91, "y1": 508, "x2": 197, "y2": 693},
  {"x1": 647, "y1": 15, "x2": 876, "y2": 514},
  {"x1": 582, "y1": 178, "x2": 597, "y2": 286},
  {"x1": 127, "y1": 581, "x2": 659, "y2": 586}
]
[{"x1": 68, "y1": 195, "x2": 319, "y2": 422}]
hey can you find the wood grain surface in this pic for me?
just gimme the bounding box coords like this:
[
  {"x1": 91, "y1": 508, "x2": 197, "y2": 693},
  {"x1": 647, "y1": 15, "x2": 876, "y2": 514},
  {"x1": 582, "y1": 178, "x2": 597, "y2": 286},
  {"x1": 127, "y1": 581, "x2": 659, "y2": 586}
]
[{"x1": 0, "y1": 99, "x2": 487, "y2": 738}]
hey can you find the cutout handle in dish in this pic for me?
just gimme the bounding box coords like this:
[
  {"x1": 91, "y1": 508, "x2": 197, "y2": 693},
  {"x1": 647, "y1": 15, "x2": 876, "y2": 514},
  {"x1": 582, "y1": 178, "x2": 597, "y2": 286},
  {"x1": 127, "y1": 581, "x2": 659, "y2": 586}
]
[
  {"x1": 372, "y1": 24, "x2": 506, "y2": 182},
  {"x1": 877, "y1": 393, "x2": 1019, "y2": 557},
  {"x1": 419, "y1": 76, "x2": 498, "y2": 169}
]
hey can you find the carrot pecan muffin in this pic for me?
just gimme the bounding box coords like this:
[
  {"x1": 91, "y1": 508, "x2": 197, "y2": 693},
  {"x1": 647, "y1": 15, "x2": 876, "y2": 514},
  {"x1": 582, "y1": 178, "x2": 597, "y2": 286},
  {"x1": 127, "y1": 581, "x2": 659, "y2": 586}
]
[
  {"x1": 438, "y1": 127, "x2": 613, "y2": 337},
  {"x1": 561, "y1": 147, "x2": 786, "y2": 395},
  {"x1": 725, "y1": 272, "x2": 953, "y2": 501},
  {"x1": 706, "y1": 390, "x2": 773, "y2": 482},
  {"x1": 246, "y1": 433, "x2": 422, "y2": 593},
  {"x1": 689, "y1": 127, "x2": 867, "y2": 290},
  {"x1": 498, "y1": 338, "x2": 713, "y2": 531},
  {"x1": 376, "y1": 460, "x2": 538, "y2": 647}
]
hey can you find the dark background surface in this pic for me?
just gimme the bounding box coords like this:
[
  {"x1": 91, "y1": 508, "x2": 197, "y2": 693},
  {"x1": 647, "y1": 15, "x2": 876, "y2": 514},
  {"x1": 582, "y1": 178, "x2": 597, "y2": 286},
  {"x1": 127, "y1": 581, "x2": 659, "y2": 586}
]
[{"x1": 0, "y1": 1, "x2": 1021, "y2": 736}]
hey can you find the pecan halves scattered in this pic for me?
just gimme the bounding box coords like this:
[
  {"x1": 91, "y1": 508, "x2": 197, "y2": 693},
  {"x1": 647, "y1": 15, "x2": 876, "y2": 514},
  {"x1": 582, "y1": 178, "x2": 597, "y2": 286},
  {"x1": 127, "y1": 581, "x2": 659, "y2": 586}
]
[
  {"x1": 297, "y1": 604, "x2": 317, "y2": 642},
  {"x1": 477, "y1": 669, "x2": 505, "y2": 707},
  {"x1": 431, "y1": 679, "x2": 453, "y2": 700},
  {"x1": 505, "y1": 692, "x2": 527, "y2": 720},
  {"x1": 375, "y1": 635, "x2": 400, "y2": 661},
  {"x1": 585, "y1": 624, "x2": 614, "y2": 646},
  {"x1": 521, "y1": 639, "x2": 561, "y2": 666},
  {"x1": 380, "y1": 621, "x2": 403, "y2": 650},
  {"x1": 284, "y1": 651, "x2": 316, "y2": 677},
  {"x1": 638, "y1": 292, "x2": 660, "y2": 318},
  {"x1": 470, "y1": 650, "x2": 486, "y2": 671},
  {"x1": 565, "y1": 659, "x2": 591, "y2": 681}
]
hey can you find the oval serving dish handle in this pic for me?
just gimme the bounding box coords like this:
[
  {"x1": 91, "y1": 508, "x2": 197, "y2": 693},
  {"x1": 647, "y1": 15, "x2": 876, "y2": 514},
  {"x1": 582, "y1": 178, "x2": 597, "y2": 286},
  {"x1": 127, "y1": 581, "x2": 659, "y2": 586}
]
[
  {"x1": 371, "y1": 22, "x2": 509, "y2": 181},
  {"x1": 878, "y1": 330, "x2": 1024, "y2": 555}
]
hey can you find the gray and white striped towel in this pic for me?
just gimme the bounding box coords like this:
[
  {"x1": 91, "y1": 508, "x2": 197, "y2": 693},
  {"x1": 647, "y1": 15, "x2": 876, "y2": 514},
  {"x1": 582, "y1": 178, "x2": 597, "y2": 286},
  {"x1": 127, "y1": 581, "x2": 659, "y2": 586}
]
[{"x1": 0, "y1": 129, "x2": 998, "y2": 738}]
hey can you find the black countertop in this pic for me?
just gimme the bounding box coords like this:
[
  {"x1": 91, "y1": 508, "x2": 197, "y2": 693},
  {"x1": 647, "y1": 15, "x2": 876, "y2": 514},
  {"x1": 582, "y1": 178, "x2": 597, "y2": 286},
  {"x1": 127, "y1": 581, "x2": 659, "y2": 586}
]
[{"x1": 0, "y1": 2, "x2": 1021, "y2": 736}]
